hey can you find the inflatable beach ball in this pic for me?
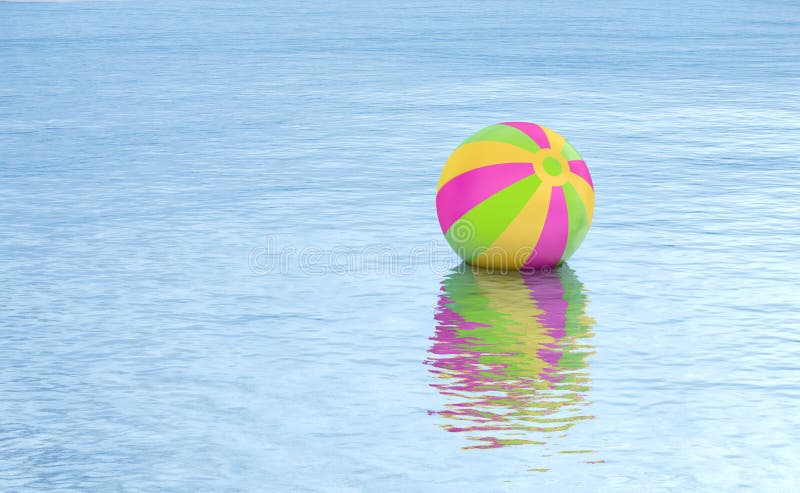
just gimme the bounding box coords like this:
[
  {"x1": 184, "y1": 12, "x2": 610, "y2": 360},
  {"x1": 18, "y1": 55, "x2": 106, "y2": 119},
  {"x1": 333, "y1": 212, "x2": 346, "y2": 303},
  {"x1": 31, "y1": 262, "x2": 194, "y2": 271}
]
[{"x1": 436, "y1": 122, "x2": 594, "y2": 270}]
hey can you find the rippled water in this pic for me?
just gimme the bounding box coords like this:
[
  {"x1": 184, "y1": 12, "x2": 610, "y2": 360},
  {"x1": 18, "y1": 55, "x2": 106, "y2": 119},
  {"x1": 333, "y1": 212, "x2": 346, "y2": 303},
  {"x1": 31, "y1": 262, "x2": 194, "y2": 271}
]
[
  {"x1": 2, "y1": 0, "x2": 800, "y2": 491},
  {"x1": 428, "y1": 267, "x2": 595, "y2": 453}
]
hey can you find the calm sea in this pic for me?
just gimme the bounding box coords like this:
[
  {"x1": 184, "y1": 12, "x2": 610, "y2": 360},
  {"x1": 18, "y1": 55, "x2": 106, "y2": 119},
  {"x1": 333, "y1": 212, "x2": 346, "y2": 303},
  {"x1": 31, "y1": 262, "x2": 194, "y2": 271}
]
[{"x1": 2, "y1": 0, "x2": 799, "y2": 490}]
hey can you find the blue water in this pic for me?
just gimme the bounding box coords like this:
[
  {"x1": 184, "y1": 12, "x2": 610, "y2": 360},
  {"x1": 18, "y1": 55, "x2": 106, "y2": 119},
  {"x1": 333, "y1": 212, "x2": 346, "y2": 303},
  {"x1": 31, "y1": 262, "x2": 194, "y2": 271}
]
[{"x1": 2, "y1": 0, "x2": 800, "y2": 490}]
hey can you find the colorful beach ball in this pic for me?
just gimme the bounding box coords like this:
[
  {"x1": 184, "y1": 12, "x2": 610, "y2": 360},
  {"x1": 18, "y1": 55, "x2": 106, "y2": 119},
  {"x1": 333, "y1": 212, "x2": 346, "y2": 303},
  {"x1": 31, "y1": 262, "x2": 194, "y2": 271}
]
[{"x1": 436, "y1": 122, "x2": 594, "y2": 270}]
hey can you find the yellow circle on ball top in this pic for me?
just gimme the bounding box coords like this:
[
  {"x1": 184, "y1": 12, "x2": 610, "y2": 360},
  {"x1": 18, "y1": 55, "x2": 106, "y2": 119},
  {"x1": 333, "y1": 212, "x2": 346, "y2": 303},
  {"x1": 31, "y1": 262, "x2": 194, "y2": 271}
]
[{"x1": 532, "y1": 149, "x2": 569, "y2": 186}]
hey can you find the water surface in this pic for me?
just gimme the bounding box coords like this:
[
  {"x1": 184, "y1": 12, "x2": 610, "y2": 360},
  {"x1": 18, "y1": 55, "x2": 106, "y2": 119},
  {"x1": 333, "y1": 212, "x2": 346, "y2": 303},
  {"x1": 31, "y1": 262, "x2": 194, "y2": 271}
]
[{"x1": 2, "y1": 0, "x2": 800, "y2": 490}]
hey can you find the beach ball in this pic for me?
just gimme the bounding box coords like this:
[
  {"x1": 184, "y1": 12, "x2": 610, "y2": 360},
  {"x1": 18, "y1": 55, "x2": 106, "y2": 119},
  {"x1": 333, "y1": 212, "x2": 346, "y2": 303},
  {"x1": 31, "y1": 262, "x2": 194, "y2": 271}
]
[{"x1": 436, "y1": 122, "x2": 594, "y2": 270}]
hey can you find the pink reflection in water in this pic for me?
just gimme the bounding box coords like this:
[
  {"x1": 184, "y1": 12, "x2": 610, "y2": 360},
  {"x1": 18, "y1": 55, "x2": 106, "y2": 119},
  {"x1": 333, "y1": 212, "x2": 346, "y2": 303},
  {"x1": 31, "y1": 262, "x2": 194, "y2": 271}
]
[{"x1": 425, "y1": 267, "x2": 595, "y2": 450}]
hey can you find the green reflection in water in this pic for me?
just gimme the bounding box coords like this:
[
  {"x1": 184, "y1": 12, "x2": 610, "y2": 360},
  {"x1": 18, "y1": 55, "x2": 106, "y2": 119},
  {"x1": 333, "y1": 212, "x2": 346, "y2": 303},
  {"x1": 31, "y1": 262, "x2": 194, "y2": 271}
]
[{"x1": 426, "y1": 265, "x2": 596, "y2": 450}]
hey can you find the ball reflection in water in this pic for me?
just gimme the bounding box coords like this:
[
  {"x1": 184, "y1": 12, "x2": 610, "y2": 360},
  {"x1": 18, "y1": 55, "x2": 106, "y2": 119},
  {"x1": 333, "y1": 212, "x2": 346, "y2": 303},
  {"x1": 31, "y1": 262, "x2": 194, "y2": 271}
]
[{"x1": 426, "y1": 266, "x2": 595, "y2": 450}]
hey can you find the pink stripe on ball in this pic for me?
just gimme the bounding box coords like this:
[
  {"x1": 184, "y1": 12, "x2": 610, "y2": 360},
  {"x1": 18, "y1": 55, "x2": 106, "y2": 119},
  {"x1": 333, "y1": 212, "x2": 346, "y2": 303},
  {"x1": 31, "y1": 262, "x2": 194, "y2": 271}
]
[
  {"x1": 436, "y1": 162, "x2": 534, "y2": 234},
  {"x1": 501, "y1": 121, "x2": 550, "y2": 149},
  {"x1": 523, "y1": 186, "x2": 569, "y2": 269}
]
